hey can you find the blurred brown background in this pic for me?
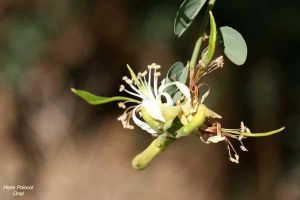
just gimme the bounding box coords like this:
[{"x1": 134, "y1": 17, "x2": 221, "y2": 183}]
[{"x1": 0, "y1": 0, "x2": 299, "y2": 199}]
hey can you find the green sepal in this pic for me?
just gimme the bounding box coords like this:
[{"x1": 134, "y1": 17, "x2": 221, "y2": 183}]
[
  {"x1": 71, "y1": 88, "x2": 139, "y2": 105},
  {"x1": 204, "y1": 11, "x2": 217, "y2": 65},
  {"x1": 235, "y1": 127, "x2": 285, "y2": 137}
]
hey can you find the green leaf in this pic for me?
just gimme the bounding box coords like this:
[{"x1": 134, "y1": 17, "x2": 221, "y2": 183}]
[
  {"x1": 174, "y1": 0, "x2": 208, "y2": 37},
  {"x1": 178, "y1": 64, "x2": 189, "y2": 83},
  {"x1": 166, "y1": 62, "x2": 185, "y2": 83},
  {"x1": 71, "y1": 88, "x2": 139, "y2": 105},
  {"x1": 165, "y1": 62, "x2": 189, "y2": 102},
  {"x1": 166, "y1": 62, "x2": 189, "y2": 95},
  {"x1": 204, "y1": 11, "x2": 217, "y2": 65},
  {"x1": 219, "y1": 26, "x2": 247, "y2": 65}
]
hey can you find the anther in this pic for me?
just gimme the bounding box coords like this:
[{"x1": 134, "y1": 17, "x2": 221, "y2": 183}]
[
  {"x1": 118, "y1": 102, "x2": 126, "y2": 109},
  {"x1": 125, "y1": 79, "x2": 133, "y2": 84},
  {"x1": 141, "y1": 70, "x2": 147, "y2": 76},
  {"x1": 119, "y1": 85, "x2": 125, "y2": 92}
]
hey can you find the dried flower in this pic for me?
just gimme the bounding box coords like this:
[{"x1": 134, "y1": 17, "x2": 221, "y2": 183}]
[{"x1": 199, "y1": 121, "x2": 250, "y2": 163}]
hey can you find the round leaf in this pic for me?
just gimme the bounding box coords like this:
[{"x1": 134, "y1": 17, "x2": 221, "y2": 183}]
[{"x1": 219, "y1": 26, "x2": 247, "y2": 65}]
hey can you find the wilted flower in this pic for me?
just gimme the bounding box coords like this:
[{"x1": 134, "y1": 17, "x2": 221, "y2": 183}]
[{"x1": 199, "y1": 121, "x2": 250, "y2": 163}]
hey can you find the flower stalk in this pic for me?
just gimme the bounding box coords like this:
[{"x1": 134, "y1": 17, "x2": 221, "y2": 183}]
[{"x1": 132, "y1": 133, "x2": 175, "y2": 170}]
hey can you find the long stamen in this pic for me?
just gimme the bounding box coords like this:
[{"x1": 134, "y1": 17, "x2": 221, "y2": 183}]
[
  {"x1": 154, "y1": 71, "x2": 160, "y2": 97},
  {"x1": 139, "y1": 71, "x2": 156, "y2": 100},
  {"x1": 148, "y1": 65, "x2": 152, "y2": 89},
  {"x1": 118, "y1": 100, "x2": 139, "y2": 109},
  {"x1": 124, "y1": 105, "x2": 137, "y2": 114},
  {"x1": 226, "y1": 138, "x2": 239, "y2": 163},
  {"x1": 201, "y1": 56, "x2": 224, "y2": 77},
  {"x1": 141, "y1": 73, "x2": 149, "y2": 89},
  {"x1": 137, "y1": 72, "x2": 148, "y2": 92},
  {"x1": 120, "y1": 85, "x2": 144, "y2": 99},
  {"x1": 123, "y1": 76, "x2": 144, "y2": 97}
]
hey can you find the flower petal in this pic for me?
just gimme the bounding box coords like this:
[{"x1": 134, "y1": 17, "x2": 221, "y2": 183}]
[
  {"x1": 132, "y1": 107, "x2": 158, "y2": 136},
  {"x1": 175, "y1": 81, "x2": 191, "y2": 101},
  {"x1": 158, "y1": 81, "x2": 191, "y2": 102},
  {"x1": 207, "y1": 135, "x2": 225, "y2": 143},
  {"x1": 142, "y1": 99, "x2": 166, "y2": 122}
]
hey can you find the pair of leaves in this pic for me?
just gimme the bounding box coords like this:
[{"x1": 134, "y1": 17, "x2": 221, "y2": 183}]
[
  {"x1": 71, "y1": 88, "x2": 139, "y2": 105},
  {"x1": 174, "y1": 0, "x2": 248, "y2": 66}
]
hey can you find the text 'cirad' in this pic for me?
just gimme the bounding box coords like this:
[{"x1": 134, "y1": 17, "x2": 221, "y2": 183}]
[{"x1": 3, "y1": 185, "x2": 34, "y2": 196}]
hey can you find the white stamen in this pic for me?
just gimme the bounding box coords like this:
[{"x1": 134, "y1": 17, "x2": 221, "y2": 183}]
[
  {"x1": 119, "y1": 85, "x2": 125, "y2": 92},
  {"x1": 240, "y1": 145, "x2": 248, "y2": 151},
  {"x1": 125, "y1": 81, "x2": 143, "y2": 96},
  {"x1": 148, "y1": 66, "x2": 152, "y2": 89},
  {"x1": 125, "y1": 79, "x2": 133, "y2": 84},
  {"x1": 155, "y1": 72, "x2": 161, "y2": 76},
  {"x1": 141, "y1": 70, "x2": 147, "y2": 77},
  {"x1": 122, "y1": 88, "x2": 144, "y2": 99},
  {"x1": 148, "y1": 63, "x2": 161, "y2": 69}
]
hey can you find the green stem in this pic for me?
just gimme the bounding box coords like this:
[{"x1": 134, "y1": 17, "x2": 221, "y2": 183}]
[
  {"x1": 190, "y1": 37, "x2": 203, "y2": 70},
  {"x1": 132, "y1": 134, "x2": 174, "y2": 170},
  {"x1": 189, "y1": 0, "x2": 217, "y2": 70}
]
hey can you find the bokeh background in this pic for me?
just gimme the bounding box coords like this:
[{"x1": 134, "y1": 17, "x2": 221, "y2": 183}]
[{"x1": 0, "y1": 0, "x2": 299, "y2": 199}]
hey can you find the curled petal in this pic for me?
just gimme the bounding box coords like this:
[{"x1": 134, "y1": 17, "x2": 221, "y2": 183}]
[
  {"x1": 174, "y1": 82, "x2": 191, "y2": 101},
  {"x1": 132, "y1": 107, "x2": 158, "y2": 136},
  {"x1": 158, "y1": 81, "x2": 191, "y2": 102}
]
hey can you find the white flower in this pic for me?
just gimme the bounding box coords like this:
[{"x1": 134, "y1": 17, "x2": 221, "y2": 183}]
[{"x1": 117, "y1": 63, "x2": 191, "y2": 136}]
